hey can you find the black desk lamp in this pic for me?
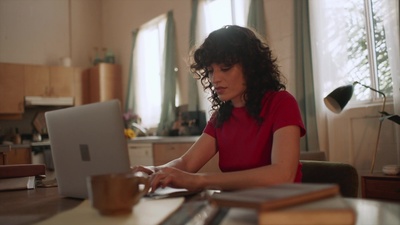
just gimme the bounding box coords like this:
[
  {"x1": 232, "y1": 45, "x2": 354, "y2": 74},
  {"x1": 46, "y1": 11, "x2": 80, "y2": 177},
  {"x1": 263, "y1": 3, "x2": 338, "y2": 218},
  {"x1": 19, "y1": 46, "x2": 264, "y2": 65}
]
[{"x1": 324, "y1": 81, "x2": 400, "y2": 173}]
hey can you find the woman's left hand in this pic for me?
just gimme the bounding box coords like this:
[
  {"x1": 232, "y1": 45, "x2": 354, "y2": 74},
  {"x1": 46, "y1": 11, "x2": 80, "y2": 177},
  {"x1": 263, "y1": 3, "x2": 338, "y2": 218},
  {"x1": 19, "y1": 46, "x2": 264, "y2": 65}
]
[{"x1": 149, "y1": 167, "x2": 203, "y2": 192}]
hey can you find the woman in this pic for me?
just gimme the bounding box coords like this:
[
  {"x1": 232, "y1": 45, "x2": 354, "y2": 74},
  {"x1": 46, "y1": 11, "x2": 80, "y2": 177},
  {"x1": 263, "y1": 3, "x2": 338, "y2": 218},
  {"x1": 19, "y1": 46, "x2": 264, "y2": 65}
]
[{"x1": 134, "y1": 25, "x2": 305, "y2": 192}]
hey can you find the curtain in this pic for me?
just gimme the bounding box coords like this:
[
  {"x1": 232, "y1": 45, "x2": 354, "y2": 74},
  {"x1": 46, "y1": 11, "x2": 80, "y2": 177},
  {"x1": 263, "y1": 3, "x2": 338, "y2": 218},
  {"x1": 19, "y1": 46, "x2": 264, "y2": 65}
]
[
  {"x1": 125, "y1": 29, "x2": 139, "y2": 113},
  {"x1": 309, "y1": 0, "x2": 399, "y2": 165},
  {"x1": 309, "y1": 0, "x2": 355, "y2": 158},
  {"x1": 157, "y1": 11, "x2": 178, "y2": 135},
  {"x1": 294, "y1": 0, "x2": 320, "y2": 152},
  {"x1": 382, "y1": 0, "x2": 400, "y2": 162},
  {"x1": 126, "y1": 13, "x2": 168, "y2": 129},
  {"x1": 188, "y1": 0, "x2": 200, "y2": 112},
  {"x1": 247, "y1": 0, "x2": 266, "y2": 37}
]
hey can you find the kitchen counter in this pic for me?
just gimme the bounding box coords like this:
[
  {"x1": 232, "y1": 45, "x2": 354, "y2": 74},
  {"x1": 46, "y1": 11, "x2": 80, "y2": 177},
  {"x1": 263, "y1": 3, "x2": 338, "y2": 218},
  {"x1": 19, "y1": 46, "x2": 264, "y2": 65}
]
[
  {"x1": 129, "y1": 135, "x2": 200, "y2": 144},
  {"x1": 0, "y1": 143, "x2": 31, "y2": 152}
]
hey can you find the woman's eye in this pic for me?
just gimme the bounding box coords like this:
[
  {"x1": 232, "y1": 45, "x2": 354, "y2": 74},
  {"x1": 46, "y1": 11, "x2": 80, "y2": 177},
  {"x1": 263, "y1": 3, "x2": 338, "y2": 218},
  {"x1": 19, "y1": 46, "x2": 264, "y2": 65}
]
[{"x1": 221, "y1": 66, "x2": 231, "y2": 72}]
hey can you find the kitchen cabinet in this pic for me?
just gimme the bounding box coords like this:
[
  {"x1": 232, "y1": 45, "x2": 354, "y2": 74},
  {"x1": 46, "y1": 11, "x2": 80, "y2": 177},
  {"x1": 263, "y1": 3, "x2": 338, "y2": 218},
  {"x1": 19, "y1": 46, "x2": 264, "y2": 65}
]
[
  {"x1": 127, "y1": 143, "x2": 153, "y2": 166},
  {"x1": 129, "y1": 137, "x2": 220, "y2": 173},
  {"x1": 24, "y1": 65, "x2": 74, "y2": 97},
  {"x1": 0, "y1": 147, "x2": 32, "y2": 165},
  {"x1": 0, "y1": 63, "x2": 25, "y2": 114},
  {"x1": 153, "y1": 142, "x2": 220, "y2": 173},
  {"x1": 89, "y1": 63, "x2": 122, "y2": 104},
  {"x1": 153, "y1": 143, "x2": 193, "y2": 166},
  {"x1": 73, "y1": 68, "x2": 90, "y2": 106}
]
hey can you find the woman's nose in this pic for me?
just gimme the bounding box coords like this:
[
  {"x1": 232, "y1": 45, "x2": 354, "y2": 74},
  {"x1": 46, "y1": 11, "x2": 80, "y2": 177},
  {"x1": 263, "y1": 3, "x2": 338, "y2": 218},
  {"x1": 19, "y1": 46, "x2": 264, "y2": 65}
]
[{"x1": 210, "y1": 71, "x2": 221, "y2": 84}]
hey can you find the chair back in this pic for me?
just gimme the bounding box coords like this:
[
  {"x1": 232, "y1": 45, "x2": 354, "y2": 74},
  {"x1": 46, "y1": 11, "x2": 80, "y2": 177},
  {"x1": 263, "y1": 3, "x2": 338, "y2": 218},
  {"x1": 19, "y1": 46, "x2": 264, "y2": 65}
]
[{"x1": 301, "y1": 160, "x2": 359, "y2": 198}]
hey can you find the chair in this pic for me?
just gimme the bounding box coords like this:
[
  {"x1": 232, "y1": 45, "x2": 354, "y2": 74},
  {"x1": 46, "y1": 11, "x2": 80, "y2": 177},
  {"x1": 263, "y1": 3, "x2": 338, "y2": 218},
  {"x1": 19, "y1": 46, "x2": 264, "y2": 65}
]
[{"x1": 300, "y1": 160, "x2": 359, "y2": 198}]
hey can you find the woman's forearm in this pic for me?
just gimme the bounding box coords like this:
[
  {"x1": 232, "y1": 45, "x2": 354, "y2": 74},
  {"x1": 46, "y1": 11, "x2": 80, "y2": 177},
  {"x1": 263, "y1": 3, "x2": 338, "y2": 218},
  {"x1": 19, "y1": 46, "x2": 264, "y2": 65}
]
[{"x1": 198, "y1": 164, "x2": 297, "y2": 191}]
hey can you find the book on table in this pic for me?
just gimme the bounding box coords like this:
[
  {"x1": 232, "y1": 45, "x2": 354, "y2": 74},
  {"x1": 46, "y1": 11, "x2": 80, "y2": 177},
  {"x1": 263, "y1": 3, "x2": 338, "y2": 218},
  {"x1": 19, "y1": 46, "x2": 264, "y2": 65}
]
[
  {"x1": 210, "y1": 183, "x2": 355, "y2": 225},
  {"x1": 210, "y1": 183, "x2": 340, "y2": 211},
  {"x1": 258, "y1": 195, "x2": 356, "y2": 225},
  {"x1": 0, "y1": 164, "x2": 46, "y2": 191}
]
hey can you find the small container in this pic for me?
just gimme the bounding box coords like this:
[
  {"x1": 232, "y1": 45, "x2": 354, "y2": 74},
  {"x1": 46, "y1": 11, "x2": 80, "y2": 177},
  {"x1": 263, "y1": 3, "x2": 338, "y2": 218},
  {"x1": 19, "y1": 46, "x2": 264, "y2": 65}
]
[
  {"x1": 14, "y1": 128, "x2": 21, "y2": 144},
  {"x1": 32, "y1": 130, "x2": 42, "y2": 142},
  {"x1": 382, "y1": 165, "x2": 400, "y2": 175}
]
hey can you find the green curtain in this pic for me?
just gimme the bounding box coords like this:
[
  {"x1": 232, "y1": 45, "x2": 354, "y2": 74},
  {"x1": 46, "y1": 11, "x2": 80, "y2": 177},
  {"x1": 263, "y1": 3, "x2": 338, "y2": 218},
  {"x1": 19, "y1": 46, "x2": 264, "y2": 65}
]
[
  {"x1": 247, "y1": 0, "x2": 266, "y2": 37},
  {"x1": 157, "y1": 11, "x2": 178, "y2": 135},
  {"x1": 188, "y1": 0, "x2": 200, "y2": 112},
  {"x1": 125, "y1": 29, "x2": 139, "y2": 113},
  {"x1": 294, "y1": 0, "x2": 319, "y2": 151}
]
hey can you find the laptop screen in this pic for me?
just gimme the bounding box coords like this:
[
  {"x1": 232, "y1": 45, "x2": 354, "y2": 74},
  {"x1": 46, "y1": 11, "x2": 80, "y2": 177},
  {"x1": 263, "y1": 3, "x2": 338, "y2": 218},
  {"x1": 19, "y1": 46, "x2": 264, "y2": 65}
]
[{"x1": 45, "y1": 100, "x2": 131, "y2": 199}]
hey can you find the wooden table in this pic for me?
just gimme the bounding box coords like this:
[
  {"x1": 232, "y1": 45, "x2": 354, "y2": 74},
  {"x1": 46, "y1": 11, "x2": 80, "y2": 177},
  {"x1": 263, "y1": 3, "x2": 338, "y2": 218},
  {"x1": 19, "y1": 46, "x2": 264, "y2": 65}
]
[
  {"x1": 0, "y1": 187, "x2": 80, "y2": 225},
  {"x1": 1, "y1": 187, "x2": 400, "y2": 225}
]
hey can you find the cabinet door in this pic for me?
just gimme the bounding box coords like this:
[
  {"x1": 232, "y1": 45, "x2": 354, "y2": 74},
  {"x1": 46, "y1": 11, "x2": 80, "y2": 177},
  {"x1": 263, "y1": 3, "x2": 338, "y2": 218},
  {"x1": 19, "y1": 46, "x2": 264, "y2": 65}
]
[
  {"x1": 153, "y1": 142, "x2": 220, "y2": 173},
  {"x1": 1, "y1": 148, "x2": 32, "y2": 165},
  {"x1": 0, "y1": 63, "x2": 25, "y2": 113},
  {"x1": 127, "y1": 143, "x2": 154, "y2": 166},
  {"x1": 49, "y1": 66, "x2": 74, "y2": 97},
  {"x1": 153, "y1": 143, "x2": 192, "y2": 166},
  {"x1": 73, "y1": 68, "x2": 90, "y2": 106},
  {"x1": 24, "y1": 65, "x2": 50, "y2": 96},
  {"x1": 89, "y1": 63, "x2": 122, "y2": 103}
]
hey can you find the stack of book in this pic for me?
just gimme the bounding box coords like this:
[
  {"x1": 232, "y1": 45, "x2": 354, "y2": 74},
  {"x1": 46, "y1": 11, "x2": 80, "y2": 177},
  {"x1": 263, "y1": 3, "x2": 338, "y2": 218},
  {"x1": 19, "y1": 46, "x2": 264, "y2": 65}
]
[
  {"x1": 0, "y1": 164, "x2": 46, "y2": 191},
  {"x1": 210, "y1": 183, "x2": 356, "y2": 225}
]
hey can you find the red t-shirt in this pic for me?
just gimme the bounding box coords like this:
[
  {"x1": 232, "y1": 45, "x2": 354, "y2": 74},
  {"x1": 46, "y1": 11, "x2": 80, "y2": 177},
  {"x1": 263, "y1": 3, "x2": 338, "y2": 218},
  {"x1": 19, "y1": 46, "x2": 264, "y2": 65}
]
[{"x1": 204, "y1": 91, "x2": 306, "y2": 182}]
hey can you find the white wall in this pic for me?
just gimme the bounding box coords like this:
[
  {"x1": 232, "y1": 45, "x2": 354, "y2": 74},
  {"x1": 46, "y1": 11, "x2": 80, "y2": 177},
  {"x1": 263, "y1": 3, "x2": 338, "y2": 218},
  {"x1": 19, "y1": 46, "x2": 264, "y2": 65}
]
[{"x1": 0, "y1": 0, "x2": 70, "y2": 65}]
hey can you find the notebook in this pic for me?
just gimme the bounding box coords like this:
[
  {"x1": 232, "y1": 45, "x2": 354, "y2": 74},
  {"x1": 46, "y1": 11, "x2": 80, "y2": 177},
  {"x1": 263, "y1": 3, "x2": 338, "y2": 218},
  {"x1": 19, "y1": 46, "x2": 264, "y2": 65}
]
[{"x1": 45, "y1": 100, "x2": 131, "y2": 199}]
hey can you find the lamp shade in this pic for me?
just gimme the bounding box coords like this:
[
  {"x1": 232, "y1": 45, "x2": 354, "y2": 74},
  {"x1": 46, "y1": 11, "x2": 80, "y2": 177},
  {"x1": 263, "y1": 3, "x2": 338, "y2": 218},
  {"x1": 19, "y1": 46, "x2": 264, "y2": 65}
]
[{"x1": 324, "y1": 84, "x2": 354, "y2": 114}]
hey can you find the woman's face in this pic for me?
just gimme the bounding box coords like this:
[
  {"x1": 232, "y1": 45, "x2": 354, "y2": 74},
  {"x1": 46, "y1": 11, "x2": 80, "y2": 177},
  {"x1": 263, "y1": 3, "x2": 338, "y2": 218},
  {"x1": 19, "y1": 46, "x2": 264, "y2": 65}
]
[{"x1": 208, "y1": 63, "x2": 246, "y2": 107}]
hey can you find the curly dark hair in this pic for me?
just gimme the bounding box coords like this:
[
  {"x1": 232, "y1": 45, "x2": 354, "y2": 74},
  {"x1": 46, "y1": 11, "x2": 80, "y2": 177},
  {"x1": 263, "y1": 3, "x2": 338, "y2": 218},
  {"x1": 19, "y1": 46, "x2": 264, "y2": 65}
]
[{"x1": 190, "y1": 25, "x2": 286, "y2": 127}]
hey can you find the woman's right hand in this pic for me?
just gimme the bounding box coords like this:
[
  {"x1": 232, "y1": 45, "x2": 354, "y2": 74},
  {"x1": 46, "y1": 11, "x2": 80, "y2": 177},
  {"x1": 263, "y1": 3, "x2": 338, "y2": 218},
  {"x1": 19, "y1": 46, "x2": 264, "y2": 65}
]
[{"x1": 131, "y1": 165, "x2": 157, "y2": 175}]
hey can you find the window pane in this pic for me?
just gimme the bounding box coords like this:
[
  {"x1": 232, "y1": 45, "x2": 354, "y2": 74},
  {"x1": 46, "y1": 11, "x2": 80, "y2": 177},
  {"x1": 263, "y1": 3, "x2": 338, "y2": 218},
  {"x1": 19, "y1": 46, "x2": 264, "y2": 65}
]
[
  {"x1": 371, "y1": 0, "x2": 393, "y2": 98},
  {"x1": 340, "y1": 0, "x2": 371, "y2": 101},
  {"x1": 133, "y1": 15, "x2": 167, "y2": 128},
  {"x1": 310, "y1": 0, "x2": 393, "y2": 102}
]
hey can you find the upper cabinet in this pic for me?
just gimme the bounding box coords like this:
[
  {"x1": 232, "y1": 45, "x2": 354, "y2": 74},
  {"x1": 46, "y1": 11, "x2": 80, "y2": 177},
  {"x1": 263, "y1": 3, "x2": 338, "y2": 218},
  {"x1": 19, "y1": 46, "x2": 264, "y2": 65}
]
[
  {"x1": 0, "y1": 63, "x2": 25, "y2": 114},
  {"x1": 89, "y1": 63, "x2": 122, "y2": 104},
  {"x1": 24, "y1": 65, "x2": 74, "y2": 97},
  {"x1": 73, "y1": 67, "x2": 90, "y2": 106},
  {"x1": 0, "y1": 62, "x2": 121, "y2": 114}
]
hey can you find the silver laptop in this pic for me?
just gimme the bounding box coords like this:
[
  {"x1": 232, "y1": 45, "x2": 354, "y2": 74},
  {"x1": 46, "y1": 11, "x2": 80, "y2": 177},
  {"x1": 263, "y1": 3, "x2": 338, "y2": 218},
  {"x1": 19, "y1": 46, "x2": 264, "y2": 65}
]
[{"x1": 45, "y1": 100, "x2": 131, "y2": 199}]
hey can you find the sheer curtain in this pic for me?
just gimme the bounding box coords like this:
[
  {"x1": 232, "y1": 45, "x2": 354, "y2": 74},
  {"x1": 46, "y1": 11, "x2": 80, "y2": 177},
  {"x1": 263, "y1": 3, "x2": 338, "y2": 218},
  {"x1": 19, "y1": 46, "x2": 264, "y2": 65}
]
[
  {"x1": 188, "y1": 0, "x2": 266, "y2": 120},
  {"x1": 309, "y1": 0, "x2": 400, "y2": 165},
  {"x1": 309, "y1": 0, "x2": 363, "y2": 158},
  {"x1": 126, "y1": 13, "x2": 169, "y2": 130},
  {"x1": 382, "y1": 0, "x2": 400, "y2": 161}
]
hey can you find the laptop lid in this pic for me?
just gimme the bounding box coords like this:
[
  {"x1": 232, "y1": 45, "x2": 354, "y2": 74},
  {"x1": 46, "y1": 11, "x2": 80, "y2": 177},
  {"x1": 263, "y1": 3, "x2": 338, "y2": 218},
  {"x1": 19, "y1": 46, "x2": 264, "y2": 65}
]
[{"x1": 45, "y1": 100, "x2": 131, "y2": 199}]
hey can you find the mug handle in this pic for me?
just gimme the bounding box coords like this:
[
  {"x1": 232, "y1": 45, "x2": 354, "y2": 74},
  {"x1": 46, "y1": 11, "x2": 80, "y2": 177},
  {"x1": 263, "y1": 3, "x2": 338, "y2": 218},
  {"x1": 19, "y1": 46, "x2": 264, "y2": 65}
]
[{"x1": 132, "y1": 176, "x2": 151, "y2": 204}]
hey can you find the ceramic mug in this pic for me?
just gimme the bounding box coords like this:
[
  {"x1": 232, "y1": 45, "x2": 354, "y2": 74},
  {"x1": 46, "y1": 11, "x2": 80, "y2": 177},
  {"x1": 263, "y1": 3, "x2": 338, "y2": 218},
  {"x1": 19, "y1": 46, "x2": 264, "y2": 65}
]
[{"x1": 87, "y1": 172, "x2": 150, "y2": 216}]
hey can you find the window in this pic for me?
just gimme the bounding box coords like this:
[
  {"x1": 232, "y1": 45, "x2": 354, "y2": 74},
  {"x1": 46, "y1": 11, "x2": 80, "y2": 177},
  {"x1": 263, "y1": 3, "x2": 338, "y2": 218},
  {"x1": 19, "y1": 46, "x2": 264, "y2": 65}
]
[
  {"x1": 310, "y1": 0, "x2": 398, "y2": 104},
  {"x1": 131, "y1": 14, "x2": 167, "y2": 128},
  {"x1": 194, "y1": 0, "x2": 251, "y2": 119}
]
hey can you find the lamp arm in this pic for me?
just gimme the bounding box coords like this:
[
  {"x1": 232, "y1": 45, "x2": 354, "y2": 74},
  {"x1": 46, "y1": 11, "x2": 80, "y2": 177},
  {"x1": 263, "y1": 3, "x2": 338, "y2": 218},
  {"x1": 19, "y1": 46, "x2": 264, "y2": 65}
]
[
  {"x1": 353, "y1": 81, "x2": 386, "y2": 114},
  {"x1": 353, "y1": 82, "x2": 387, "y2": 174}
]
